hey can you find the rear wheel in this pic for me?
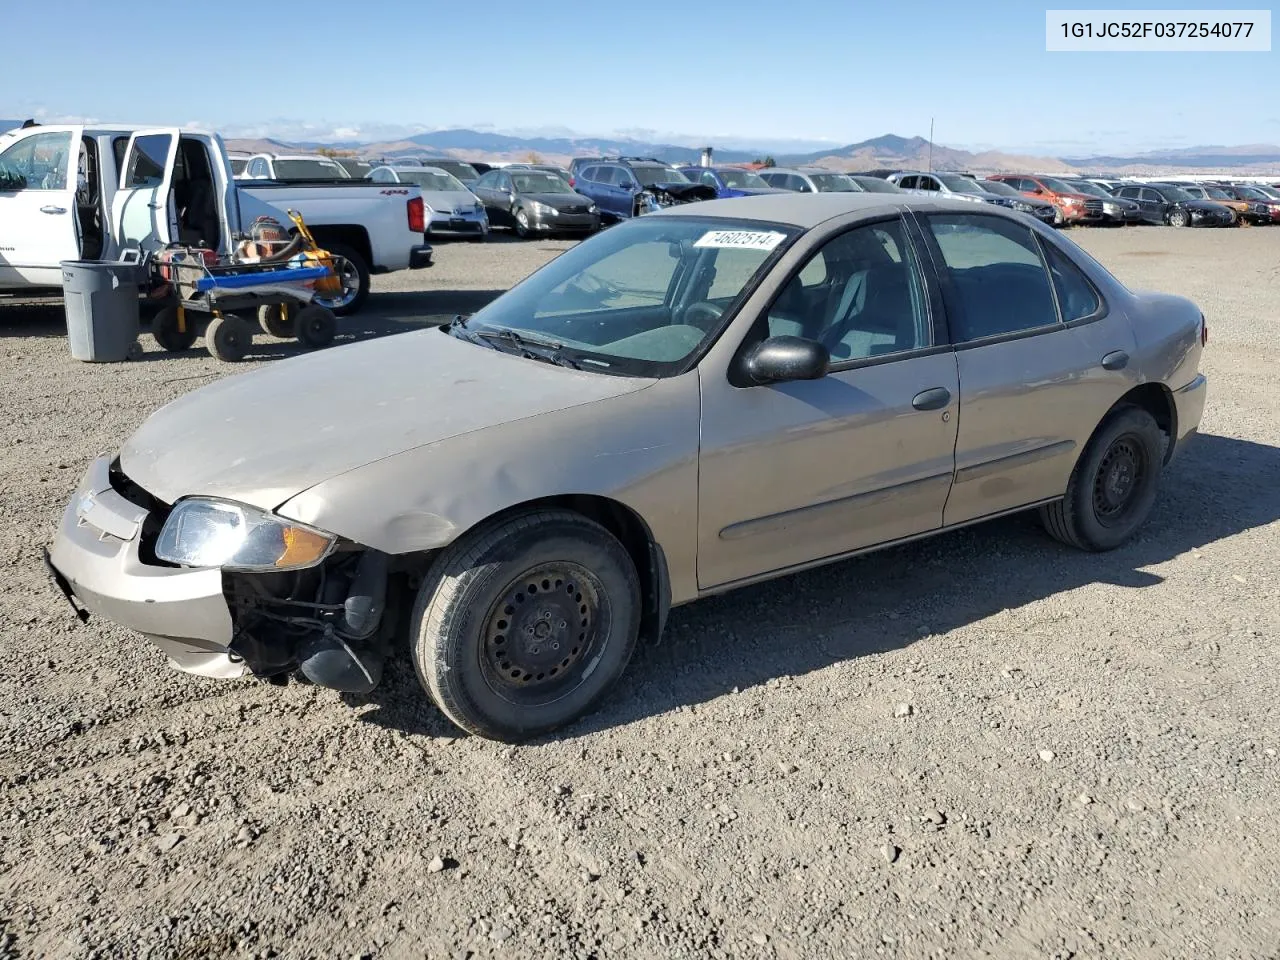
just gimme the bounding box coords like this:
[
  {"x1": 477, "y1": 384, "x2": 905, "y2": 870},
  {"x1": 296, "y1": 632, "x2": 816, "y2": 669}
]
[
  {"x1": 312, "y1": 242, "x2": 369, "y2": 316},
  {"x1": 205, "y1": 313, "x2": 251, "y2": 362},
  {"x1": 1039, "y1": 406, "x2": 1164, "y2": 551},
  {"x1": 153, "y1": 304, "x2": 198, "y2": 352},
  {"x1": 257, "y1": 302, "x2": 296, "y2": 338},
  {"x1": 410, "y1": 509, "x2": 641, "y2": 742},
  {"x1": 294, "y1": 304, "x2": 337, "y2": 348}
]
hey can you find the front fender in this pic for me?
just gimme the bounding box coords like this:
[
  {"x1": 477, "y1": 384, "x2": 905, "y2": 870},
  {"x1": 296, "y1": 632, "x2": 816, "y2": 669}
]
[{"x1": 276, "y1": 373, "x2": 703, "y2": 604}]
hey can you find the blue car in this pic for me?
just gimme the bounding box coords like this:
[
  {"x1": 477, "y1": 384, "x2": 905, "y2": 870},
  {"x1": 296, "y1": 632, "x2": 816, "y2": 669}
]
[{"x1": 676, "y1": 165, "x2": 788, "y2": 199}]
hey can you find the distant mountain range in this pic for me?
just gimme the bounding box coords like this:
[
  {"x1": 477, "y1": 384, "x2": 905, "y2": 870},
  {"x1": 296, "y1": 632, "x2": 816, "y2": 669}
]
[{"x1": 4, "y1": 117, "x2": 1278, "y2": 174}]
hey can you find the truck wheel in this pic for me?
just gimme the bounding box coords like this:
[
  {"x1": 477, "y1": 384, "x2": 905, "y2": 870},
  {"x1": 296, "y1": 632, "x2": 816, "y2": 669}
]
[
  {"x1": 313, "y1": 243, "x2": 369, "y2": 316},
  {"x1": 1039, "y1": 406, "x2": 1163, "y2": 551},
  {"x1": 410, "y1": 509, "x2": 642, "y2": 742},
  {"x1": 257, "y1": 303, "x2": 296, "y2": 338},
  {"x1": 294, "y1": 305, "x2": 337, "y2": 349},
  {"x1": 153, "y1": 305, "x2": 198, "y2": 352},
  {"x1": 205, "y1": 313, "x2": 251, "y2": 362}
]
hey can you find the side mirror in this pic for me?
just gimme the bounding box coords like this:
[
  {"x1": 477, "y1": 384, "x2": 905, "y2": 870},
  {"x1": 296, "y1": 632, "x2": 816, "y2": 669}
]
[
  {"x1": 744, "y1": 336, "x2": 830, "y2": 385},
  {"x1": 1032, "y1": 187, "x2": 1045, "y2": 194}
]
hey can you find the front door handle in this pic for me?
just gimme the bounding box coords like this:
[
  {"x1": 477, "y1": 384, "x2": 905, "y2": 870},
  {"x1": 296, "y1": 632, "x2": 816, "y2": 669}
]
[
  {"x1": 912, "y1": 386, "x2": 952, "y2": 411},
  {"x1": 40, "y1": 205, "x2": 67, "y2": 215},
  {"x1": 147, "y1": 201, "x2": 162, "y2": 210},
  {"x1": 1101, "y1": 350, "x2": 1129, "y2": 371}
]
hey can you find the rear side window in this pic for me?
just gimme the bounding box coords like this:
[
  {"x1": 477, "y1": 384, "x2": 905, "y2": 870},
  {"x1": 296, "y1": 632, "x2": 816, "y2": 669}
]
[
  {"x1": 1041, "y1": 240, "x2": 1102, "y2": 321},
  {"x1": 125, "y1": 134, "x2": 173, "y2": 188},
  {"x1": 925, "y1": 213, "x2": 1059, "y2": 342}
]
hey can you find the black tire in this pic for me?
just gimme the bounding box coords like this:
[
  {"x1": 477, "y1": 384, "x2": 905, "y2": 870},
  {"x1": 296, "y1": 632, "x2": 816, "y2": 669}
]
[
  {"x1": 153, "y1": 304, "x2": 197, "y2": 352},
  {"x1": 205, "y1": 313, "x2": 251, "y2": 362},
  {"x1": 1168, "y1": 207, "x2": 1190, "y2": 228},
  {"x1": 513, "y1": 207, "x2": 531, "y2": 239},
  {"x1": 294, "y1": 304, "x2": 337, "y2": 348},
  {"x1": 312, "y1": 242, "x2": 369, "y2": 316},
  {"x1": 410, "y1": 509, "x2": 642, "y2": 742},
  {"x1": 257, "y1": 303, "x2": 296, "y2": 338},
  {"x1": 1039, "y1": 406, "x2": 1164, "y2": 551}
]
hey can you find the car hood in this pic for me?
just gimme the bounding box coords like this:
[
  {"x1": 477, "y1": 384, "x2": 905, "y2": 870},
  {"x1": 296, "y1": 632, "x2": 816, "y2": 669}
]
[
  {"x1": 523, "y1": 192, "x2": 595, "y2": 210},
  {"x1": 119, "y1": 329, "x2": 652, "y2": 511},
  {"x1": 421, "y1": 190, "x2": 480, "y2": 212},
  {"x1": 1183, "y1": 199, "x2": 1231, "y2": 213}
]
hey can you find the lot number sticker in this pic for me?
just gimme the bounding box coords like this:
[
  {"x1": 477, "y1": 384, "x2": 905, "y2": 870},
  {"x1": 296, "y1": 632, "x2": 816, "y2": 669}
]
[{"x1": 693, "y1": 230, "x2": 787, "y2": 251}]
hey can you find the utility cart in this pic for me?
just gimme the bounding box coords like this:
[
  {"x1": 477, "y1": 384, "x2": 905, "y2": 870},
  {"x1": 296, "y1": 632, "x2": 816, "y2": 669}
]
[{"x1": 148, "y1": 211, "x2": 347, "y2": 362}]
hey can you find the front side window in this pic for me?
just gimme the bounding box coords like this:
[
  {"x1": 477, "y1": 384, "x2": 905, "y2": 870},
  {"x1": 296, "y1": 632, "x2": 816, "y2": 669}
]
[
  {"x1": 125, "y1": 134, "x2": 173, "y2": 188},
  {"x1": 925, "y1": 213, "x2": 1059, "y2": 342},
  {"x1": 765, "y1": 218, "x2": 930, "y2": 361},
  {"x1": 0, "y1": 130, "x2": 74, "y2": 191},
  {"x1": 455, "y1": 216, "x2": 797, "y2": 375}
]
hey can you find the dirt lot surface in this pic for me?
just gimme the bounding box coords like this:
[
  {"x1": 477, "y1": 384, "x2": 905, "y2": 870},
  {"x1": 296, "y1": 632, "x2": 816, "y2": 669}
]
[{"x1": 1, "y1": 226, "x2": 1277, "y2": 960}]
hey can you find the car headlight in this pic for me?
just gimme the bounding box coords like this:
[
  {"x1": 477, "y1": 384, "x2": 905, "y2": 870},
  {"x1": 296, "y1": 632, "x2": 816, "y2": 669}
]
[
  {"x1": 155, "y1": 498, "x2": 336, "y2": 572},
  {"x1": 587, "y1": 204, "x2": 599, "y2": 214},
  {"x1": 1013, "y1": 201, "x2": 1033, "y2": 212},
  {"x1": 1103, "y1": 202, "x2": 1120, "y2": 214},
  {"x1": 529, "y1": 201, "x2": 557, "y2": 216}
]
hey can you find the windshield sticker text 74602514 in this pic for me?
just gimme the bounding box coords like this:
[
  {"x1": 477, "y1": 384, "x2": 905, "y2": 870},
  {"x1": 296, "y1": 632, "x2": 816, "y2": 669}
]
[{"x1": 693, "y1": 230, "x2": 787, "y2": 251}]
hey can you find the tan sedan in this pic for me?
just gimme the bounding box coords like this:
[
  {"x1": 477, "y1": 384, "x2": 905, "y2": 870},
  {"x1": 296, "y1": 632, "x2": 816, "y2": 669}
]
[{"x1": 46, "y1": 194, "x2": 1208, "y2": 741}]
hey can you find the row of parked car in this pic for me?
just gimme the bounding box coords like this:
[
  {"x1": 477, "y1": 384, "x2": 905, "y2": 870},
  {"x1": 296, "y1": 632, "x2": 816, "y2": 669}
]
[{"x1": 230, "y1": 149, "x2": 1280, "y2": 242}]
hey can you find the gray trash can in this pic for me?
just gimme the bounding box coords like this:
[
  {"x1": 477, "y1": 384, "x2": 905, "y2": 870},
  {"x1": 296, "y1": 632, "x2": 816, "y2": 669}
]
[{"x1": 60, "y1": 260, "x2": 143, "y2": 362}]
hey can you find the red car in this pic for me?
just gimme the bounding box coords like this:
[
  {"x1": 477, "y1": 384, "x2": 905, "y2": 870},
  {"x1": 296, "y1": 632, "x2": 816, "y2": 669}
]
[{"x1": 985, "y1": 175, "x2": 1104, "y2": 225}]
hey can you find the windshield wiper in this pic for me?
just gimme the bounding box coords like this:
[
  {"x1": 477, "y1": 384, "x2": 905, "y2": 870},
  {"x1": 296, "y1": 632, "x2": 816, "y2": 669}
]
[{"x1": 474, "y1": 328, "x2": 584, "y2": 370}]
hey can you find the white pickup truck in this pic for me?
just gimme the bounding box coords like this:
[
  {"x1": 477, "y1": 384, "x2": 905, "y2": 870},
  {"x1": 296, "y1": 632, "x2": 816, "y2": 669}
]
[{"x1": 0, "y1": 124, "x2": 433, "y2": 314}]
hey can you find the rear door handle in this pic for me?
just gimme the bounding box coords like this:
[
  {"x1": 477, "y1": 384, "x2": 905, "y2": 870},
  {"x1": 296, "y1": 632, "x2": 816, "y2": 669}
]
[
  {"x1": 1101, "y1": 350, "x2": 1129, "y2": 371},
  {"x1": 912, "y1": 386, "x2": 952, "y2": 411},
  {"x1": 40, "y1": 205, "x2": 67, "y2": 215}
]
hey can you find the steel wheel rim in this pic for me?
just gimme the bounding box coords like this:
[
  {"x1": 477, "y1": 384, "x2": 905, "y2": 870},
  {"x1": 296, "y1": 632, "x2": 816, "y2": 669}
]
[
  {"x1": 479, "y1": 561, "x2": 608, "y2": 706},
  {"x1": 1093, "y1": 435, "x2": 1146, "y2": 526},
  {"x1": 313, "y1": 257, "x2": 359, "y2": 309}
]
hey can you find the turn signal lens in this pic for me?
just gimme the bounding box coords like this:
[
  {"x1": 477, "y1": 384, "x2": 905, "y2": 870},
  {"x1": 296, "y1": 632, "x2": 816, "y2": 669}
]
[{"x1": 279, "y1": 525, "x2": 334, "y2": 568}]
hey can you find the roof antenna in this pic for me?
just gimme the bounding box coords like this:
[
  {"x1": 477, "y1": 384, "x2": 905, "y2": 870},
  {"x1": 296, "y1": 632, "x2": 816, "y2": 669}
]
[{"x1": 927, "y1": 118, "x2": 934, "y2": 173}]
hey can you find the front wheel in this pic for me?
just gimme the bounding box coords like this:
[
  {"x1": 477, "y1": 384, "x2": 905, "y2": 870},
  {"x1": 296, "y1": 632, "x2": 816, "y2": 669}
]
[
  {"x1": 410, "y1": 509, "x2": 641, "y2": 742},
  {"x1": 1168, "y1": 208, "x2": 1190, "y2": 228},
  {"x1": 513, "y1": 208, "x2": 531, "y2": 239},
  {"x1": 257, "y1": 302, "x2": 296, "y2": 338},
  {"x1": 1039, "y1": 406, "x2": 1164, "y2": 551},
  {"x1": 153, "y1": 304, "x2": 198, "y2": 352}
]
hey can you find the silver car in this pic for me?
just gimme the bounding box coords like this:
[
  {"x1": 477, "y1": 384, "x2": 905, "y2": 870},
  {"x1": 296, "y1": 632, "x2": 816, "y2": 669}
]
[
  {"x1": 369, "y1": 164, "x2": 489, "y2": 240},
  {"x1": 46, "y1": 195, "x2": 1208, "y2": 742}
]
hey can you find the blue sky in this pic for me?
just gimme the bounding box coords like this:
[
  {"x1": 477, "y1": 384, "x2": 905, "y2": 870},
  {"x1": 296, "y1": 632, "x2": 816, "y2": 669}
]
[{"x1": 1, "y1": 0, "x2": 1274, "y2": 155}]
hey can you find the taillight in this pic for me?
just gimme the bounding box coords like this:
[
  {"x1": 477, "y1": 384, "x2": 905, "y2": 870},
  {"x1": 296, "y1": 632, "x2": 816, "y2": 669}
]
[
  {"x1": 568, "y1": 177, "x2": 576, "y2": 187},
  {"x1": 407, "y1": 196, "x2": 425, "y2": 233}
]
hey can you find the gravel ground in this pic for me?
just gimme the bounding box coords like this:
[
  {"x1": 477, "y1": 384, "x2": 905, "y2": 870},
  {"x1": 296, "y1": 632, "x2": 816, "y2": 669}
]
[{"x1": 1, "y1": 225, "x2": 1277, "y2": 960}]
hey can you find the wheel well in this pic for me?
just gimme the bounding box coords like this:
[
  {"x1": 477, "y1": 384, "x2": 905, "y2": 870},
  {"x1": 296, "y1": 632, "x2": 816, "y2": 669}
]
[
  {"x1": 1112, "y1": 383, "x2": 1177, "y2": 463},
  {"x1": 305, "y1": 225, "x2": 372, "y2": 268},
  {"x1": 471, "y1": 495, "x2": 670, "y2": 644}
]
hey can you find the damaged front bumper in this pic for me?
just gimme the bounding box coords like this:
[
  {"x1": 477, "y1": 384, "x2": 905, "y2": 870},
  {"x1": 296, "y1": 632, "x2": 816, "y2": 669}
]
[
  {"x1": 45, "y1": 455, "x2": 392, "y2": 693},
  {"x1": 46, "y1": 455, "x2": 244, "y2": 678}
]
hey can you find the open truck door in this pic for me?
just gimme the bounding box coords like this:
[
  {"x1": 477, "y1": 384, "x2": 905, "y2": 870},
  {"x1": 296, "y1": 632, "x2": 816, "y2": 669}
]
[
  {"x1": 0, "y1": 124, "x2": 84, "y2": 288},
  {"x1": 111, "y1": 128, "x2": 180, "y2": 255}
]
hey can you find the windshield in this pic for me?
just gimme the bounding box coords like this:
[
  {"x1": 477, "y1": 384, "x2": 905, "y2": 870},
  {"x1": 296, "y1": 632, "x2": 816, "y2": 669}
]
[
  {"x1": 428, "y1": 160, "x2": 479, "y2": 181},
  {"x1": 272, "y1": 158, "x2": 347, "y2": 180},
  {"x1": 1200, "y1": 186, "x2": 1232, "y2": 199},
  {"x1": 718, "y1": 168, "x2": 770, "y2": 189},
  {"x1": 230, "y1": 158, "x2": 248, "y2": 175},
  {"x1": 454, "y1": 216, "x2": 798, "y2": 376},
  {"x1": 808, "y1": 173, "x2": 857, "y2": 192},
  {"x1": 1252, "y1": 185, "x2": 1280, "y2": 199},
  {"x1": 1039, "y1": 177, "x2": 1081, "y2": 195},
  {"x1": 849, "y1": 176, "x2": 901, "y2": 193},
  {"x1": 1158, "y1": 185, "x2": 1194, "y2": 202},
  {"x1": 1235, "y1": 186, "x2": 1269, "y2": 200},
  {"x1": 633, "y1": 165, "x2": 690, "y2": 186},
  {"x1": 513, "y1": 172, "x2": 575, "y2": 194},
  {"x1": 938, "y1": 175, "x2": 981, "y2": 192},
  {"x1": 1066, "y1": 180, "x2": 1110, "y2": 198},
  {"x1": 975, "y1": 179, "x2": 1018, "y2": 196},
  {"x1": 401, "y1": 170, "x2": 467, "y2": 192}
]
